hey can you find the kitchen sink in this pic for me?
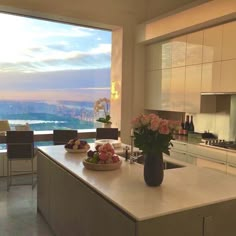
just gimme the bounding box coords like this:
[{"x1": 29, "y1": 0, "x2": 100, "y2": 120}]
[{"x1": 134, "y1": 155, "x2": 185, "y2": 169}]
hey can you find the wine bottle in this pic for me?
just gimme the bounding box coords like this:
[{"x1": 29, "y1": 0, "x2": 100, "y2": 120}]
[
  {"x1": 184, "y1": 115, "x2": 190, "y2": 131},
  {"x1": 181, "y1": 115, "x2": 185, "y2": 130},
  {"x1": 189, "y1": 115, "x2": 195, "y2": 132}
]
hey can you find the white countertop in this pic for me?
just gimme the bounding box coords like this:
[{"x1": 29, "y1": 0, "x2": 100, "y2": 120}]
[{"x1": 38, "y1": 144, "x2": 236, "y2": 221}]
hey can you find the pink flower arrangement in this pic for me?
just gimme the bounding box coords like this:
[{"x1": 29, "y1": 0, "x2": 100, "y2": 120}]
[{"x1": 131, "y1": 114, "x2": 180, "y2": 154}]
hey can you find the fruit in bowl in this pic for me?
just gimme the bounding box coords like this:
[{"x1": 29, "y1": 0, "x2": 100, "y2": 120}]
[
  {"x1": 85, "y1": 143, "x2": 120, "y2": 164},
  {"x1": 64, "y1": 138, "x2": 90, "y2": 152}
]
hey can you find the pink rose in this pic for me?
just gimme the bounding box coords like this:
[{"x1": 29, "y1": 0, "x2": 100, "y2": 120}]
[
  {"x1": 159, "y1": 120, "x2": 170, "y2": 134},
  {"x1": 149, "y1": 116, "x2": 161, "y2": 131}
]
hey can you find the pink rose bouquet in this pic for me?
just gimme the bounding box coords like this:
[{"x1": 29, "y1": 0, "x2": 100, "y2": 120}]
[{"x1": 131, "y1": 114, "x2": 180, "y2": 154}]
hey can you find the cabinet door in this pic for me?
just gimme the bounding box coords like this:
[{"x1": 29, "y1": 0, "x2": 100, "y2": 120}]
[
  {"x1": 146, "y1": 43, "x2": 162, "y2": 70},
  {"x1": 222, "y1": 21, "x2": 236, "y2": 60},
  {"x1": 170, "y1": 149, "x2": 187, "y2": 162},
  {"x1": 145, "y1": 69, "x2": 171, "y2": 110},
  {"x1": 161, "y1": 40, "x2": 172, "y2": 69},
  {"x1": 196, "y1": 157, "x2": 226, "y2": 174},
  {"x1": 201, "y1": 62, "x2": 221, "y2": 92},
  {"x1": 171, "y1": 35, "x2": 186, "y2": 67},
  {"x1": 170, "y1": 67, "x2": 185, "y2": 111},
  {"x1": 203, "y1": 25, "x2": 223, "y2": 63},
  {"x1": 185, "y1": 65, "x2": 202, "y2": 113},
  {"x1": 37, "y1": 152, "x2": 51, "y2": 224},
  {"x1": 144, "y1": 70, "x2": 162, "y2": 109},
  {"x1": 220, "y1": 60, "x2": 236, "y2": 92},
  {"x1": 226, "y1": 151, "x2": 236, "y2": 176},
  {"x1": 186, "y1": 31, "x2": 203, "y2": 66}
]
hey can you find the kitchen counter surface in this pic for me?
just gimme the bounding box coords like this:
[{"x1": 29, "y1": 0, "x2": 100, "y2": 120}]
[{"x1": 38, "y1": 144, "x2": 236, "y2": 221}]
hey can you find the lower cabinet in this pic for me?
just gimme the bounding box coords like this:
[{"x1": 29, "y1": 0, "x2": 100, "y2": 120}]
[
  {"x1": 226, "y1": 152, "x2": 236, "y2": 176},
  {"x1": 37, "y1": 151, "x2": 236, "y2": 236},
  {"x1": 37, "y1": 152, "x2": 135, "y2": 236}
]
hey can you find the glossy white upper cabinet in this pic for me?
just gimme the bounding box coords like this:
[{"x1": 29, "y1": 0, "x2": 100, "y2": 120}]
[
  {"x1": 161, "y1": 40, "x2": 172, "y2": 69},
  {"x1": 144, "y1": 69, "x2": 172, "y2": 110},
  {"x1": 170, "y1": 67, "x2": 185, "y2": 111},
  {"x1": 220, "y1": 59, "x2": 236, "y2": 92},
  {"x1": 201, "y1": 62, "x2": 221, "y2": 92},
  {"x1": 185, "y1": 65, "x2": 202, "y2": 113},
  {"x1": 203, "y1": 25, "x2": 223, "y2": 63},
  {"x1": 144, "y1": 70, "x2": 162, "y2": 110},
  {"x1": 222, "y1": 21, "x2": 236, "y2": 60},
  {"x1": 146, "y1": 43, "x2": 162, "y2": 71},
  {"x1": 186, "y1": 31, "x2": 203, "y2": 66},
  {"x1": 160, "y1": 69, "x2": 172, "y2": 110},
  {"x1": 171, "y1": 35, "x2": 186, "y2": 67}
]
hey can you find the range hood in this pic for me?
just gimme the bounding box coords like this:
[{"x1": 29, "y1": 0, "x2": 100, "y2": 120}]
[{"x1": 200, "y1": 94, "x2": 231, "y2": 113}]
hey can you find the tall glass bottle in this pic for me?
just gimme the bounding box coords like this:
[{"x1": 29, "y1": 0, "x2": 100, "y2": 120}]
[
  {"x1": 184, "y1": 115, "x2": 190, "y2": 131},
  {"x1": 189, "y1": 115, "x2": 195, "y2": 132}
]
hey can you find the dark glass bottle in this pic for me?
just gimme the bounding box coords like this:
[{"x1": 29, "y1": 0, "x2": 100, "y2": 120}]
[
  {"x1": 189, "y1": 115, "x2": 195, "y2": 132},
  {"x1": 184, "y1": 115, "x2": 190, "y2": 131},
  {"x1": 181, "y1": 115, "x2": 185, "y2": 130}
]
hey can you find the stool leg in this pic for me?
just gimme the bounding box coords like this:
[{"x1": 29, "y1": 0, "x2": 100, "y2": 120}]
[
  {"x1": 10, "y1": 160, "x2": 12, "y2": 186},
  {"x1": 32, "y1": 159, "x2": 33, "y2": 189},
  {"x1": 7, "y1": 159, "x2": 9, "y2": 191}
]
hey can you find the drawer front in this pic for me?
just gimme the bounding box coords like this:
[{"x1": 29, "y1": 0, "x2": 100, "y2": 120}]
[
  {"x1": 170, "y1": 149, "x2": 187, "y2": 162},
  {"x1": 227, "y1": 151, "x2": 236, "y2": 166},
  {"x1": 188, "y1": 144, "x2": 227, "y2": 163},
  {"x1": 196, "y1": 157, "x2": 226, "y2": 173},
  {"x1": 171, "y1": 141, "x2": 187, "y2": 152}
]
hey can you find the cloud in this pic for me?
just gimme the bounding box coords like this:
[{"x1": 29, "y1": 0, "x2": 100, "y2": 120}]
[{"x1": 0, "y1": 13, "x2": 111, "y2": 72}]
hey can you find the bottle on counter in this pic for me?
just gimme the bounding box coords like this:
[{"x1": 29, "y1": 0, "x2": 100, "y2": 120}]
[
  {"x1": 189, "y1": 115, "x2": 195, "y2": 132},
  {"x1": 184, "y1": 115, "x2": 190, "y2": 133}
]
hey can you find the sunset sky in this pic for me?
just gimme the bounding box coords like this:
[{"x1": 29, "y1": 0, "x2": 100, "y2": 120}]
[{"x1": 0, "y1": 13, "x2": 111, "y2": 101}]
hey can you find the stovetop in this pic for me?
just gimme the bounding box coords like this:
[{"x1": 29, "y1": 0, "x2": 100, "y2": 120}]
[{"x1": 204, "y1": 140, "x2": 236, "y2": 150}]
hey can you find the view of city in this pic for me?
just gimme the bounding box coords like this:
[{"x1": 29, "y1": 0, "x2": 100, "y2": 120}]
[{"x1": 0, "y1": 13, "x2": 112, "y2": 132}]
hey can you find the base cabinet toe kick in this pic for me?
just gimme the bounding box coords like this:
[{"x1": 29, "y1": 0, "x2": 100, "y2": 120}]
[{"x1": 37, "y1": 148, "x2": 236, "y2": 236}]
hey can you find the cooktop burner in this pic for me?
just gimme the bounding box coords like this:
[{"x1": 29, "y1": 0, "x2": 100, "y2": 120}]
[{"x1": 206, "y1": 140, "x2": 236, "y2": 150}]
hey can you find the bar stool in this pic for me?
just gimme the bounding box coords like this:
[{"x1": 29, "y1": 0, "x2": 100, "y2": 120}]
[{"x1": 6, "y1": 131, "x2": 35, "y2": 191}]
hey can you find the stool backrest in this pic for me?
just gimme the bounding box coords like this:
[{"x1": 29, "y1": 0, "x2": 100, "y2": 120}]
[
  {"x1": 6, "y1": 131, "x2": 34, "y2": 160},
  {"x1": 53, "y1": 129, "x2": 78, "y2": 145},
  {"x1": 96, "y1": 128, "x2": 119, "y2": 140}
]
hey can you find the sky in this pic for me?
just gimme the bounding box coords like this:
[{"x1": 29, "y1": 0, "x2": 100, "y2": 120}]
[{"x1": 0, "y1": 13, "x2": 112, "y2": 102}]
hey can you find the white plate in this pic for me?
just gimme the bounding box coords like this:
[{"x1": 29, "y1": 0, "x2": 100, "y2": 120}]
[{"x1": 95, "y1": 139, "x2": 121, "y2": 148}]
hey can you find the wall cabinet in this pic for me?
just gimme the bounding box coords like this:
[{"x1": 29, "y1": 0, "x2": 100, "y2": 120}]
[
  {"x1": 145, "y1": 20, "x2": 236, "y2": 112},
  {"x1": 170, "y1": 67, "x2": 185, "y2": 111},
  {"x1": 220, "y1": 59, "x2": 236, "y2": 92},
  {"x1": 203, "y1": 25, "x2": 223, "y2": 63},
  {"x1": 201, "y1": 62, "x2": 221, "y2": 93},
  {"x1": 185, "y1": 65, "x2": 202, "y2": 113},
  {"x1": 171, "y1": 35, "x2": 186, "y2": 67},
  {"x1": 186, "y1": 31, "x2": 203, "y2": 66},
  {"x1": 222, "y1": 21, "x2": 236, "y2": 60}
]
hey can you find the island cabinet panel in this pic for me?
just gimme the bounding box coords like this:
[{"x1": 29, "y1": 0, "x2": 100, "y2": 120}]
[
  {"x1": 37, "y1": 152, "x2": 51, "y2": 223},
  {"x1": 136, "y1": 199, "x2": 236, "y2": 236},
  {"x1": 37, "y1": 151, "x2": 135, "y2": 236}
]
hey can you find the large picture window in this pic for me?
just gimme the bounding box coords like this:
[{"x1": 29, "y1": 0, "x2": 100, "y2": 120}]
[{"x1": 0, "y1": 13, "x2": 112, "y2": 131}]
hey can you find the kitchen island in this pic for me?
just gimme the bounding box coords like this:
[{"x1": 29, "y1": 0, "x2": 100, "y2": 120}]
[{"x1": 37, "y1": 145, "x2": 236, "y2": 236}]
